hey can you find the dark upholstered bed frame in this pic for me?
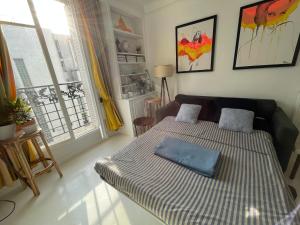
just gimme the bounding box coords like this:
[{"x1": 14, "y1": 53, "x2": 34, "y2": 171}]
[{"x1": 156, "y1": 94, "x2": 299, "y2": 172}]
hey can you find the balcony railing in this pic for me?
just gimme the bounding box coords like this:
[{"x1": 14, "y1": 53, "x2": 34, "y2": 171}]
[{"x1": 17, "y1": 81, "x2": 92, "y2": 143}]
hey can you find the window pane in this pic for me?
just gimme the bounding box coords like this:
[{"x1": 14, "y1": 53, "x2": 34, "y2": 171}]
[
  {"x1": 0, "y1": 0, "x2": 34, "y2": 25},
  {"x1": 1, "y1": 24, "x2": 71, "y2": 144},
  {"x1": 33, "y1": 0, "x2": 70, "y2": 35},
  {"x1": 33, "y1": 0, "x2": 100, "y2": 137}
]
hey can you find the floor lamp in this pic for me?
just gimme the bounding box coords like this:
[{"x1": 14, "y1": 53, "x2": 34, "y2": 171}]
[{"x1": 153, "y1": 65, "x2": 173, "y2": 106}]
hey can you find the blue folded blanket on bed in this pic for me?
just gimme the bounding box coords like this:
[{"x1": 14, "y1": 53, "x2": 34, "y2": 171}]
[{"x1": 154, "y1": 137, "x2": 221, "y2": 178}]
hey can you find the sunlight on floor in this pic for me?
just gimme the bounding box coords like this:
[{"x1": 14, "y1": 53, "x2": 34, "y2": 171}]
[{"x1": 1, "y1": 134, "x2": 164, "y2": 225}]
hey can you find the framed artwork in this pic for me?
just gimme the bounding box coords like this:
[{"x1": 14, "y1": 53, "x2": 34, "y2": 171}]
[
  {"x1": 233, "y1": 0, "x2": 300, "y2": 70},
  {"x1": 176, "y1": 15, "x2": 217, "y2": 73}
]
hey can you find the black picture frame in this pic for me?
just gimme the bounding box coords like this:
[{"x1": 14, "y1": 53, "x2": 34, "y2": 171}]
[
  {"x1": 176, "y1": 15, "x2": 217, "y2": 73},
  {"x1": 233, "y1": 0, "x2": 300, "y2": 70}
]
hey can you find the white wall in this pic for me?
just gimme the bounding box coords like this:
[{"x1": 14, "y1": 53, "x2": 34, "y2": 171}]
[{"x1": 145, "y1": 0, "x2": 300, "y2": 117}]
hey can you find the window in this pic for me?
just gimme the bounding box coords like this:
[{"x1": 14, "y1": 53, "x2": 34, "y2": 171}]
[
  {"x1": 0, "y1": 0, "x2": 34, "y2": 25},
  {"x1": 13, "y1": 58, "x2": 31, "y2": 86},
  {"x1": 0, "y1": 0, "x2": 101, "y2": 144}
]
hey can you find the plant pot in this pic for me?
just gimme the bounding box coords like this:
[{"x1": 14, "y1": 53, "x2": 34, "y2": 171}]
[
  {"x1": 0, "y1": 123, "x2": 16, "y2": 141},
  {"x1": 17, "y1": 119, "x2": 38, "y2": 134}
]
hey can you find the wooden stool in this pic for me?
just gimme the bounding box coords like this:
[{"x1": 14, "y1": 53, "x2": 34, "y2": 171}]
[
  {"x1": 0, "y1": 129, "x2": 63, "y2": 196},
  {"x1": 133, "y1": 117, "x2": 154, "y2": 136}
]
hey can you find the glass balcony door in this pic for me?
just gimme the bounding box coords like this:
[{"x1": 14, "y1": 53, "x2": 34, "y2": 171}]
[
  {"x1": 31, "y1": 0, "x2": 101, "y2": 139},
  {"x1": 0, "y1": 0, "x2": 104, "y2": 146}
]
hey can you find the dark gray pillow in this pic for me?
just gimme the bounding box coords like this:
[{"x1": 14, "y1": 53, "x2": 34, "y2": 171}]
[
  {"x1": 175, "y1": 104, "x2": 202, "y2": 124},
  {"x1": 219, "y1": 108, "x2": 255, "y2": 133}
]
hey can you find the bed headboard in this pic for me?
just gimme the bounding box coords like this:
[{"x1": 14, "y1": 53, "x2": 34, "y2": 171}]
[{"x1": 156, "y1": 94, "x2": 299, "y2": 172}]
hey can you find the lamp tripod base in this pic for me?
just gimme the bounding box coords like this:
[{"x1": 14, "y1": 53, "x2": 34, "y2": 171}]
[{"x1": 160, "y1": 77, "x2": 171, "y2": 106}]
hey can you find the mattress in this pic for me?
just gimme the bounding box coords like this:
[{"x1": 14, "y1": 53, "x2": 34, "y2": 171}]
[{"x1": 95, "y1": 116, "x2": 299, "y2": 225}]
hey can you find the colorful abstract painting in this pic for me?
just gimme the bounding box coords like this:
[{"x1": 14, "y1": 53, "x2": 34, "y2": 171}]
[
  {"x1": 233, "y1": 0, "x2": 300, "y2": 69},
  {"x1": 176, "y1": 15, "x2": 217, "y2": 73}
]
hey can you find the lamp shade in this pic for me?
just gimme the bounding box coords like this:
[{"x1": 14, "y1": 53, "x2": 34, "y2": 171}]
[{"x1": 153, "y1": 65, "x2": 173, "y2": 78}]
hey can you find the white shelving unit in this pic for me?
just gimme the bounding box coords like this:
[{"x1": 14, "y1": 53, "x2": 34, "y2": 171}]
[
  {"x1": 118, "y1": 62, "x2": 145, "y2": 65},
  {"x1": 117, "y1": 52, "x2": 145, "y2": 56},
  {"x1": 113, "y1": 28, "x2": 143, "y2": 39},
  {"x1": 102, "y1": 0, "x2": 156, "y2": 136},
  {"x1": 120, "y1": 72, "x2": 146, "y2": 76}
]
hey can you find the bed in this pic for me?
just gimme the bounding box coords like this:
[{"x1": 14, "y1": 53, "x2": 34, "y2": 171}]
[{"x1": 95, "y1": 95, "x2": 300, "y2": 225}]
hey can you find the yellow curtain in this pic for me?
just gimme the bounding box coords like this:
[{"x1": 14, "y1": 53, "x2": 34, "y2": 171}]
[
  {"x1": 79, "y1": 7, "x2": 123, "y2": 131},
  {"x1": 0, "y1": 158, "x2": 14, "y2": 187},
  {"x1": 0, "y1": 29, "x2": 16, "y2": 103}
]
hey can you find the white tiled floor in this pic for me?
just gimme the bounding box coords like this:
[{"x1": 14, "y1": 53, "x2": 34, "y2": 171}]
[
  {"x1": 1, "y1": 134, "x2": 164, "y2": 225},
  {"x1": 1, "y1": 134, "x2": 299, "y2": 225}
]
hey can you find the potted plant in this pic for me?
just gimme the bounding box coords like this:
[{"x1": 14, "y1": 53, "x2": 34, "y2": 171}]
[
  {"x1": 0, "y1": 98, "x2": 16, "y2": 140},
  {"x1": 12, "y1": 97, "x2": 37, "y2": 134}
]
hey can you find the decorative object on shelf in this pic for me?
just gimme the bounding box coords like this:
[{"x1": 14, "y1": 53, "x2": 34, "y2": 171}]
[
  {"x1": 120, "y1": 69, "x2": 154, "y2": 99},
  {"x1": 122, "y1": 93, "x2": 129, "y2": 99},
  {"x1": 115, "y1": 38, "x2": 122, "y2": 52},
  {"x1": 127, "y1": 55, "x2": 137, "y2": 62},
  {"x1": 128, "y1": 91, "x2": 134, "y2": 98},
  {"x1": 145, "y1": 70, "x2": 155, "y2": 92},
  {"x1": 176, "y1": 15, "x2": 217, "y2": 73},
  {"x1": 120, "y1": 40, "x2": 129, "y2": 52},
  {"x1": 154, "y1": 65, "x2": 173, "y2": 106},
  {"x1": 137, "y1": 79, "x2": 146, "y2": 94},
  {"x1": 116, "y1": 17, "x2": 132, "y2": 33},
  {"x1": 233, "y1": 0, "x2": 300, "y2": 70},
  {"x1": 136, "y1": 46, "x2": 142, "y2": 54},
  {"x1": 117, "y1": 52, "x2": 145, "y2": 63},
  {"x1": 117, "y1": 55, "x2": 126, "y2": 62},
  {"x1": 137, "y1": 56, "x2": 145, "y2": 62}
]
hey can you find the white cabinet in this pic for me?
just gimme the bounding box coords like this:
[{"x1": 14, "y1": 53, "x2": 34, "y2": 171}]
[
  {"x1": 129, "y1": 94, "x2": 149, "y2": 119},
  {"x1": 117, "y1": 92, "x2": 156, "y2": 136}
]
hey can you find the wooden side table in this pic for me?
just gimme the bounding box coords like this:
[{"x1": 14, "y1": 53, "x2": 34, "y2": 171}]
[
  {"x1": 290, "y1": 149, "x2": 300, "y2": 179},
  {"x1": 0, "y1": 129, "x2": 63, "y2": 196},
  {"x1": 133, "y1": 117, "x2": 154, "y2": 137}
]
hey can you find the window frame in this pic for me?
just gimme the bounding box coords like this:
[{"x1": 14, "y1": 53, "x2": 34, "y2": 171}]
[{"x1": 0, "y1": 0, "x2": 105, "y2": 143}]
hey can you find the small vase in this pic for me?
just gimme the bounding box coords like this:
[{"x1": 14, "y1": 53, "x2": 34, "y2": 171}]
[{"x1": 0, "y1": 124, "x2": 16, "y2": 141}]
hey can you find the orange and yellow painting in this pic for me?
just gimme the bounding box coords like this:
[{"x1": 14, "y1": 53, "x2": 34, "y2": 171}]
[
  {"x1": 176, "y1": 16, "x2": 217, "y2": 73},
  {"x1": 178, "y1": 33, "x2": 212, "y2": 63},
  {"x1": 234, "y1": 0, "x2": 300, "y2": 69}
]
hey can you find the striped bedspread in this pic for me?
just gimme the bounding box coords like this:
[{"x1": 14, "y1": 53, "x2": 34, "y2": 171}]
[{"x1": 95, "y1": 116, "x2": 299, "y2": 225}]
